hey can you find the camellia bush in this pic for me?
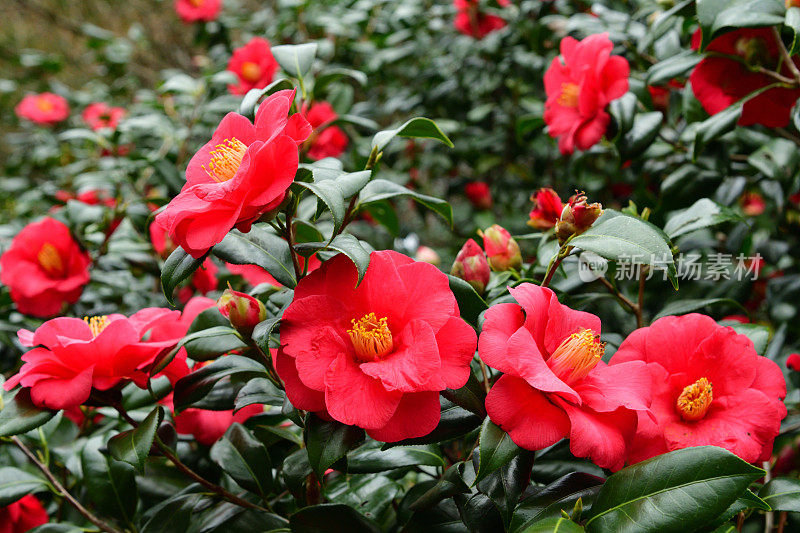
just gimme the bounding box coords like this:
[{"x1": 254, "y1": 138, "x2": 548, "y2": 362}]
[{"x1": 4, "y1": 0, "x2": 800, "y2": 531}]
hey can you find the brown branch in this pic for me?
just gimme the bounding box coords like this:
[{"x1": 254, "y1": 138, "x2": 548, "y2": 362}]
[
  {"x1": 773, "y1": 27, "x2": 800, "y2": 84},
  {"x1": 12, "y1": 437, "x2": 124, "y2": 533}
]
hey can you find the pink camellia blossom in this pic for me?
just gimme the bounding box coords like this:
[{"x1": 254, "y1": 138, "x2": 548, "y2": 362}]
[
  {"x1": 3, "y1": 298, "x2": 214, "y2": 410},
  {"x1": 0, "y1": 495, "x2": 49, "y2": 533},
  {"x1": 480, "y1": 283, "x2": 652, "y2": 470},
  {"x1": 276, "y1": 250, "x2": 477, "y2": 442},
  {"x1": 450, "y1": 239, "x2": 490, "y2": 294},
  {"x1": 610, "y1": 314, "x2": 787, "y2": 464},
  {"x1": 155, "y1": 90, "x2": 311, "y2": 258},
  {"x1": 454, "y1": 0, "x2": 510, "y2": 40},
  {"x1": 0, "y1": 218, "x2": 90, "y2": 318},
  {"x1": 787, "y1": 353, "x2": 800, "y2": 372},
  {"x1": 303, "y1": 102, "x2": 348, "y2": 160},
  {"x1": 544, "y1": 33, "x2": 629, "y2": 154},
  {"x1": 528, "y1": 188, "x2": 563, "y2": 230},
  {"x1": 174, "y1": 0, "x2": 221, "y2": 23},
  {"x1": 227, "y1": 37, "x2": 280, "y2": 96},
  {"x1": 82, "y1": 102, "x2": 126, "y2": 131},
  {"x1": 15, "y1": 93, "x2": 69, "y2": 125},
  {"x1": 480, "y1": 224, "x2": 522, "y2": 271}
]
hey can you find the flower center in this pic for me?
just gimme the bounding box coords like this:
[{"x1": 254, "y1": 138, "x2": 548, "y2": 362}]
[
  {"x1": 348, "y1": 312, "x2": 393, "y2": 362},
  {"x1": 83, "y1": 315, "x2": 110, "y2": 337},
  {"x1": 676, "y1": 377, "x2": 713, "y2": 422},
  {"x1": 36, "y1": 98, "x2": 54, "y2": 112},
  {"x1": 734, "y1": 37, "x2": 769, "y2": 66},
  {"x1": 203, "y1": 138, "x2": 247, "y2": 183},
  {"x1": 189, "y1": 0, "x2": 205, "y2": 6},
  {"x1": 241, "y1": 62, "x2": 263, "y2": 83},
  {"x1": 37, "y1": 243, "x2": 64, "y2": 276},
  {"x1": 558, "y1": 82, "x2": 580, "y2": 108},
  {"x1": 548, "y1": 328, "x2": 605, "y2": 384}
]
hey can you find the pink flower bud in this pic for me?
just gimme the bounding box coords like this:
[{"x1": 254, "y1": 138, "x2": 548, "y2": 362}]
[
  {"x1": 479, "y1": 225, "x2": 522, "y2": 272},
  {"x1": 787, "y1": 353, "x2": 800, "y2": 372},
  {"x1": 415, "y1": 246, "x2": 441, "y2": 266},
  {"x1": 465, "y1": 182, "x2": 492, "y2": 210},
  {"x1": 217, "y1": 288, "x2": 267, "y2": 336},
  {"x1": 555, "y1": 192, "x2": 603, "y2": 242},
  {"x1": 527, "y1": 188, "x2": 563, "y2": 230},
  {"x1": 451, "y1": 239, "x2": 491, "y2": 294}
]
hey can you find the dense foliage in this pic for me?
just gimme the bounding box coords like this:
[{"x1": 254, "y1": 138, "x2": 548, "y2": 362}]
[{"x1": 2, "y1": 1, "x2": 800, "y2": 532}]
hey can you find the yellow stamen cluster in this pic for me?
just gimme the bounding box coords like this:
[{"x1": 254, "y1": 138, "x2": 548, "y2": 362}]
[
  {"x1": 348, "y1": 312, "x2": 394, "y2": 362},
  {"x1": 548, "y1": 328, "x2": 605, "y2": 384},
  {"x1": 84, "y1": 315, "x2": 110, "y2": 337},
  {"x1": 676, "y1": 377, "x2": 713, "y2": 422},
  {"x1": 241, "y1": 61, "x2": 263, "y2": 83},
  {"x1": 37, "y1": 243, "x2": 64, "y2": 276},
  {"x1": 203, "y1": 138, "x2": 247, "y2": 183},
  {"x1": 558, "y1": 82, "x2": 580, "y2": 108},
  {"x1": 36, "y1": 98, "x2": 54, "y2": 112}
]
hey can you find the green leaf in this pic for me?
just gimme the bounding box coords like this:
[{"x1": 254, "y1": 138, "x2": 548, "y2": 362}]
[
  {"x1": 161, "y1": 247, "x2": 207, "y2": 305},
  {"x1": 172, "y1": 355, "x2": 267, "y2": 412},
  {"x1": 475, "y1": 419, "x2": 521, "y2": 484},
  {"x1": 314, "y1": 68, "x2": 368, "y2": 95},
  {"x1": 141, "y1": 485, "x2": 206, "y2": 533},
  {"x1": 759, "y1": 477, "x2": 800, "y2": 511},
  {"x1": 511, "y1": 472, "x2": 604, "y2": 533},
  {"x1": 521, "y1": 517, "x2": 584, "y2": 533},
  {"x1": 81, "y1": 436, "x2": 137, "y2": 522},
  {"x1": 348, "y1": 444, "x2": 445, "y2": 473},
  {"x1": 235, "y1": 377, "x2": 285, "y2": 411},
  {"x1": 696, "y1": 0, "x2": 785, "y2": 49},
  {"x1": 238, "y1": 78, "x2": 295, "y2": 118},
  {"x1": 294, "y1": 233, "x2": 371, "y2": 282},
  {"x1": 663, "y1": 198, "x2": 741, "y2": 239},
  {"x1": 787, "y1": 8, "x2": 800, "y2": 55},
  {"x1": 569, "y1": 210, "x2": 677, "y2": 289},
  {"x1": 178, "y1": 326, "x2": 247, "y2": 361},
  {"x1": 371, "y1": 117, "x2": 453, "y2": 152},
  {"x1": 477, "y1": 450, "x2": 536, "y2": 527},
  {"x1": 653, "y1": 298, "x2": 744, "y2": 320},
  {"x1": 0, "y1": 467, "x2": 47, "y2": 506},
  {"x1": 389, "y1": 398, "x2": 482, "y2": 446},
  {"x1": 271, "y1": 43, "x2": 318, "y2": 78},
  {"x1": 609, "y1": 93, "x2": 636, "y2": 135},
  {"x1": 448, "y1": 275, "x2": 488, "y2": 327},
  {"x1": 304, "y1": 414, "x2": 365, "y2": 479},
  {"x1": 705, "y1": 489, "x2": 771, "y2": 530},
  {"x1": 619, "y1": 112, "x2": 663, "y2": 160},
  {"x1": 584, "y1": 446, "x2": 764, "y2": 533},
  {"x1": 441, "y1": 373, "x2": 486, "y2": 418},
  {"x1": 282, "y1": 448, "x2": 312, "y2": 495},
  {"x1": 358, "y1": 179, "x2": 453, "y2": 227},
  {"x1": 729, "y1": 323, "x2": 771, "y2": 355},
  {"x1": 290, "y1": 503, "x2": 381, "y2": 533},
  {"x1": 293, "y1": 170, "x2": 371, "y2": 233},
  {"x1": 693, "y1": 103, "x2": 741, "y2": 159},
  {"x1": 410, "y1": 462, "x2": 470, "y2": 510},
  {"x1": 108, "y1": 406, "x2": 164, "y2": 473},
  {"x1": 251, "y1": 316, "x2": 282, "y2": 354},
  {"x1": 210, "y1": 423, "x2": 272, "y2": 496},
  {"x1": 0, "y1": 388, "x2": 56, "y2": 437},
  {"x1": 646, "y1": 51, "x2": 702, "y2": 86},
  {"x1": 212, "y1": 226, "x2": 296, "y2": 288}
]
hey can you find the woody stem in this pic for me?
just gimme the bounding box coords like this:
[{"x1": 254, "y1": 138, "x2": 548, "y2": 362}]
[
  {"x1": 541, "y1": 244, "x2": 572, "y2": 288},
  {"x1": 12, "y1": 436, "x2": 124, "y2": 533},
  {"x1": 773, "y1": 27, "x2": 800, "y2": 85}
]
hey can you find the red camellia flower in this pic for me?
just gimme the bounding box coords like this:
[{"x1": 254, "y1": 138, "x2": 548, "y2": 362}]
[
  {"x1": 0, "y1": 218, "x2": 90, "y2": 317},
  {"x1": 480, "y1": 284, "x2": 651, "y2": 470},
  {"x1": 174, "y1": 402, "x2": 263, "y2": 445},
  {"x1": 787, "y1": 353, "x2": 800, "y2": 372},
  {"x1": 609, "y1": 314, "x2": 787, "y2": 464},
  {"x1": 544, "y1": 33, "x2": 629, "y2": 155},
  {"x1": 276, "y1": 250, "x2": 477, "y2": 442},
  {"x1": 174, "y1": 0, "x2": 221, "y2": 23},
  {"x1": 465, "y1": 182, "x2": 493, "y2": 210},
  {"x1": 155, "y1": 90, "x2": 311, "y2": 258},
  {"x1": 528, "y1": 188, "x2": 563, "y2": 230},
  {"x1": 3, "y1": 299, "x2": 213, "y2": 410},
  {"x1": 303, "y1": 102, "x2": 348, "y2": 160},
  {"x1": 82, "y1": 102, "x2": 126, "y2": 131},
  {"x1": 227, "y1": 37, "x2": 280, "y2": 96},
  {"x1": 0, "y1": 495, "x2": 49, "y2": 533},
  {"x1": 740, "y1": 191, "x2": 766, "y2": 216},
  {"x1": 15, "y1": 93, "x2": 69, "y2": 125},
  {"x1": 454, "y1": 0, "x2": 509, "y2": 40},
  {"x1": 690, "y1": 28, "x2": 800, "y2": 128}
]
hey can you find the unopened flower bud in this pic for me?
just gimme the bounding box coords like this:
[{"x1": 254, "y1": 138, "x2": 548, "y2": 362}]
[
  {"x1": 555, "y1": 192, "x2": 603, "y2": 242},
  {"x1": 790, "y1": 0, "x2": 800, "y2": 9},
  {"x1": 528, "y1": 188, "x2": 563, "y2": 230},
  {"x1": 451, "y1": 239, "x2": 490, "y2": 294},
  {"x1": 415, "y1": 245, "x2": 441, "y2": 266},
  {"x1": 479, "y1": 225, "x2": 522, "y2": 272},
  {"x1": 465, "y1": 182, "x2": 493, "y2": 210},
  {"x1": 217, "y1": 288, "x2": 267, "y2": 336}
]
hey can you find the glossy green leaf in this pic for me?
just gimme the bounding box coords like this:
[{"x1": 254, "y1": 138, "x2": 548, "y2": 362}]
[
  {"x1": 477, "y1": 449, "x2": 536, "y2": 527},
  {"x1": 358, "y1": 179, "x2": 453, "y2": 227},
  {"x1": 178, "y1": 326, "x2": 246, "y2": 361},
  {"x1": 290, "y1": 503, "x2": 381, "y2": 533},
  {"x1": 448, "y1": 275, "x2": 488, "y2": 327},
  {"x1": 234, "y1": 377, "x2": 285, "y2": 411},
  {"x1": 141, "y1": 485, "x2": 206, "y2": 533},
  {"x1": 295, "y1": 233, "x2": 371, "y2": 282},
  {"x1": 475, "y1": 419, "x2": 521, "y2": 484},
  {"x1": 81, "y1": 436, "x2": 137, "y2": 522},
  {"x1": 584, "y1": 446, "x2": 764, "y2": 533},
  {"x1": 161, "y1": 247, "x2": 207, "y2": 305},
  {"x1": 210, "y1": 423, "x2": 272, "y2": 496},
  {"x1": 271, "y1": 43, "x2": 318, "y2": 78},
  {"x1": 511, "y1": 472, "x2": 604, "y2": 533},
  {"x1": 108, "y1": 406, "x2": 163, "y2": 473},
  {"x1": 663, "y1": 198, "x2": 741, "y2": 239},
  {"x1": 0, "y1": 388, "x2": 56, "y2": 437},
  {"x1": 238, "y1": 78, "x2": 295, "y2": 118},
  {"x1": 759, "y1": 477, "x2": 800, "y2": 511},
  {"x1": 304, "y1": 414, "x2": 365, "y2": 478},
  {"x1": 696, "y1": 0, "x2": 785, "y2": 49},
  {"x1": 0, "y1": 467, "x2": 47, "y2": 506},
  {"x1": 172, "y1": 355, "x2": 268, "y2": 412},
  {"x1": 371, "y1": 117, "x2": 453, "y2": 152},
  {"x1": 646, "y1": 51, "x2": 701, "y2": 86},
  {"x1": 410, "y1": 462, "x2": 470, "y2": 510},
  {"x1": 348, "y1": 444, "x2": 445, "y2": 473},
  {"x1": 569, "y1": 210, "x2": 677, "y2": 288},
  {"x1": 521, "y1": 517, "x2": 584, "y2": 533},
  {"x1": 653, "y1": 298, "x2": 744, "y2": 320},
  {"x1": 213, "y1": 226, "x2": 296, "y2": 288},
  {"x1": 787, "y1": 7, "x2": 800, "y2": 54},
  {"x1": 619, "y1": 111, "x2": 663, "y2": 160},
  {"x1": 729, "y1": 323, "x2": 771, "y2": 355}
]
